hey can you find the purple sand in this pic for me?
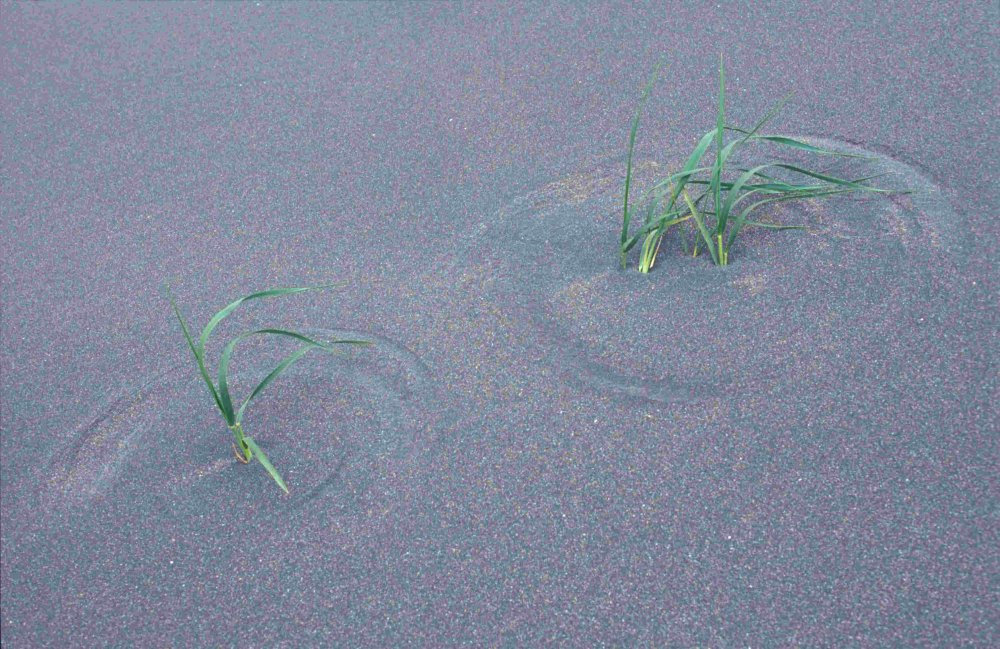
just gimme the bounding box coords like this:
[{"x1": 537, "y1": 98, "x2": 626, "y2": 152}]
[{"x1": 2, "y1": 2, "x2": 997, "y2": 646}]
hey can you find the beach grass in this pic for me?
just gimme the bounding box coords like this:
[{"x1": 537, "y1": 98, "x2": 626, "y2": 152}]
[
  {"x1": 619, "y1": 55, "x2": 898, "y2": 272},
  {"x1": 168, "y1": 284, "x2": 371, "y2": 494}
]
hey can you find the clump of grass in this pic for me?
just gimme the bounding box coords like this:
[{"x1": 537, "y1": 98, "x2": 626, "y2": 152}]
[
  {"x1": 167, "y1": 284, "x2": 371, "y2": 494},
  {"x1": 619, "y1": 56, "x2": 898, "y2": 272}
]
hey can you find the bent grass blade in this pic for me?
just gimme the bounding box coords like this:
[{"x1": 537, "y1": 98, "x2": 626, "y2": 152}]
[
  {"x1": 618, "y1": 56, "x2": 902, "y2": 270},
  {"x1": 242, "y1": 436, "x2": 289, "y2": 494},
  {"x1": 169, "y1": 291, "x2": 225, "y2": 416},
  {"x1": 168, "y1": 284, "x2": 370, "y2": 494},
  {"x1": 197, "y1": 284, "x2": 345, "y2": 356}
]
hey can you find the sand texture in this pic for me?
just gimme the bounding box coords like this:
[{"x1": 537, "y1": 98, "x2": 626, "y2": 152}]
[{"x1": 2, "y1": 2, "x2": 996, "y2": 646}]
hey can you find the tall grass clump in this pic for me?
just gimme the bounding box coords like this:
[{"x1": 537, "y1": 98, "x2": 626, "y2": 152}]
[
  {"x1": 168, "y1": 284, "x2": 371, "y2": 494},
  {"x1": 619, "y1": 56, "x2": 898, "y2": 272}
]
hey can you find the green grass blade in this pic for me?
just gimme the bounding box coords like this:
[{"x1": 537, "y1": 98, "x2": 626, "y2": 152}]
[
  {"x1": 710, "y1": 92, "x2": 795, "y2": 204},
  {"x1": 197, "y1": 284, "x2": 345, "y2": 356},
  {"x1": 218, "y1": 328, "x2": 366, "y2": 425},
  {"x1": 167, "y1": 289, "x2": 224, "y2": 416},
  {"x1": 620, "y1": 60, "x2": 664, "y2": 267},
  {"x1": 623, "y1": 209, "x2": 689, "y2": 254},
  {"x1": 637, "y1": 210, "x2": 696, "y2": 272},
  {"x1": 641, "y1": 198, "x2": 657, "y2": 227},
  {"x1": 242, "y1": 435, "x2": 289, "y2": 494},
  {"x1": 622, "y1": 163, "x2": 712, "y2": 257},
  {"x1": 718, "y1": 163, "x2": 781, "y2": 231},
  {"x1": 710, "y1": 54, "x2": 726, "y2": 237},
  {"x1": 740, "y1": 220, "x2": 808, "y2": 230},
  {"x1": 640, "y1": 163, "x2": 715, "y2": 200},
  {"x1": 621, "y1": 231, "x2": 645, "y2": 256},
  {"x1": 746, "y1": 134, "x2": 872, "y2": 158},
  {"x1": 232, "y1": 334, "x2": 371, "y2": 424},
  {"x1": 730, "y1": 168, "x2": 890, "y2": 192},
  {"x1": 644, "y1": 185, "x2": 669, "y2": 225},
  {"x1": 627, "y1": 67, "x2": 793, "y2": 251},
  {"x1": 708, "y1": 94, "x2": 791, "y2": 203},
  {"x1": 726, "y1": 187, "x2": 859, "y2": 249},
  {"x1": 686, "y1": 177, "x2": 799, "y2": 193},
  {"x1": 632, "y1": 131, "x2": 718, "y2": 229},
  {"x1": 237, "y1": 346, "x2": 311, "y2": 424},
  {"x1": 738, "y1": 187, "x2": 857, "y2": 215},
  {"x1": 729, "y1": 92, "x2": 794, "y2": 146},
  {"x1": 766, "y1": 163, "x2": 894, "y2": 191},
  {"x1": 667, "y1": 131, "x2": 718, "y2": 211},
  {"x1": 631, "y1": 207, "x2": 691, "y2": 239},
  {"x1": 682, "y1": 187, "x2": 718, "y2": 264}
]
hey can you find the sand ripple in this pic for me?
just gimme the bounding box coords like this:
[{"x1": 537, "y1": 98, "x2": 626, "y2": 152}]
[{"x1": 39, "y1": 330, "x2": 438, "y2": 517}]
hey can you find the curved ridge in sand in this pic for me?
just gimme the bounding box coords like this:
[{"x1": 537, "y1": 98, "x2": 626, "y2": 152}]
[
  {"x1": 490, "y1": 138, "x2": 969, "y2": 403},
  {"x1": 39, "y1": 330, "x2": 438, "y2": 517}
]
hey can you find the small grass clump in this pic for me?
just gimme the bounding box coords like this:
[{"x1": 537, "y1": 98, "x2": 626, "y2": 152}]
[
  {"x1": 619, "y1": 56, "x2": 898, "y2": 272},
  {"x1": 168, "y1": 284, "x2": 371, "y2": 494}
]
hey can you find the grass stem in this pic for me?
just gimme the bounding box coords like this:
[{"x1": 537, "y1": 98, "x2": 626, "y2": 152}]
[
  {"x1": 617, "y1": 57, "x2": 899, "y2": 271},
  {"x1": 169, "y1": 285, "x2": 370, "y2": 494}
]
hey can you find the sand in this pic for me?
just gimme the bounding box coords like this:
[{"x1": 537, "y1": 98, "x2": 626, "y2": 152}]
[{"x1": 2, "y1": 2, "x2": 996, "y2": 646}]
